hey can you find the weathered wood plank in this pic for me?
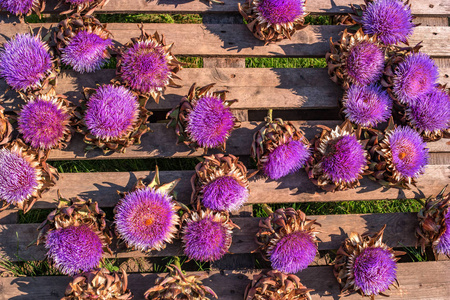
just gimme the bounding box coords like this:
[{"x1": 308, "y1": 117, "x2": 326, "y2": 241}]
[
  {"x1": 0, "y1": 210, "x2": 18, "y2": 224},
  {"x1": 414, "y1": 17, "x2": 449, "y2": 26},
  {"x1": 0, "y1": 24, "x2": 448, "y2": 57},
  {"x1": 0, "y1": 212, "x2": 420, "y2": 261}
]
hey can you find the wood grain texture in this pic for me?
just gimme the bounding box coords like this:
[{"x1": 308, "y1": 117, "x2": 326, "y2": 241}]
[
  {"x1": 0, "y1": 24, "x2": 448, "y2": 57},
  {"x1": 0, "y1": 212, "x2": 419, "y2": 261},
  {"x1": 1, "y1": 262, "x2": 449, "y2": 300}
]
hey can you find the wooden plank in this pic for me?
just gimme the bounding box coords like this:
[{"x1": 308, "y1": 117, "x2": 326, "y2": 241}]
[
  {"x1": 35, "y1": 0, "x2": 450, "y2": 16},
  {"x1": 0, "y1": 212, "x2": 420, "y2": 262},
  {"x1": 1, "y1": 262, "x2": 449, "y2": 300},
  {"x1": 414, "y1": 17, "x2": 449, "y2": 26},
  {"x1": 0, "y1": 24, "x2": 448, "y2": 57},
  {"x1": 0, "y1": 210, "x2": 18, "y2": 224}
]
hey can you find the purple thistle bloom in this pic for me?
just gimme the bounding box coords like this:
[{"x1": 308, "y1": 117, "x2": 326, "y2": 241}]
[
  {"x1": 0, "y1": 33, "x2": 52, "y2": 91},
  {"x1": 85, "y1": 85, "x2": 139, "y2": 141},
  {"x1": 346, "y1": 41, "x2": 384, "y2": 85},
  {"x1": 187, "y1": 95, "x2": 235, "y2": 148},
  {"x1": 263, "y1": 139, "x2": 310, "y2": 180},
  {"x1": 343, "y1": 84, "x2": 392, "y2": 127},
  {"x1": 320, "y1": 134, "x2": 366, "y2": 183},
  {"x1": 387, "y1": 126, "x2": 428, "y2": 180},
  {"x1": 18, "y1": 96, "x2": 70, "y2": 150},
  {"x1": 393, "y1": 53, "x2": 439, "y2": 105},
  {"x1": 202, "y1": 176, "x2": 249, "y2": 212},
  {"x1": 268, "y1": 231, "x2": 317, "y2": 274},
  {"x1": 115, "y1": 187, "x2": 178, "y2": 252},
  {"x1": 362, "y1": 0, "x2": 414, "y2": 45},
  {"x1": 435, "y1": 209, "x2": 450, "y2": 255},
  {"x1": 45, "y1": 225, "x2": 103, "y2": 275},
  {"x1": 0, "y1": 148, "x2": 40, "y2": 205},
  {"x1": 353, "y1": 247, "x2": 397, "y2": 295},
  {"x1": 120, "y1": 41, "x2": 171, "y2": 94},
  {"x1": 61, "y1": 31, "x2": 112, "y2": 73},
  {"x1": 407, "y1": 88, "x2": 450, "y2": 134},
  {"x1": 256, "y1": 0, "x2": 306, "y2": 25},
  {"x1": 0, "y1": 0, "x2": 36, "y2": 15},
  {"x1": 182, "y1": 214, "x2": 232, "y2": 262}
]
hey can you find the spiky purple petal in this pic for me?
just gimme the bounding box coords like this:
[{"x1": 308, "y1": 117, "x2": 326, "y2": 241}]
[
  {"x1": 115, "y1": 187, "x2": 178, "y2": 252},
  {"x1": 202, "y1": 176, "x2": 249, "y2": 212},
  {"x1": 353, "y1": 247, "x2": 397, "y2": 295},
  {"x1": 256, "y1": 0, "x2": 306, "y2": 25},
  {"x1": 187, "y1": 95, "x2": 235, "y2": 148},
  {"x1": 0, "y1": 0, "x2": 36, "y2": 15},
  {"x1": 268, "y1": 231, "x2": 317, "y2": 274},
  {"x1": 387, "y1": 126, "x2": 428, "y2": 180},
  {"x1": 435, "y1": 209, "x2": 450, "y2": 255},
  {"x1": 346, "y1": 41, "x2": 384, "y2": 85},
  {"x1": 0, "y1": 148, "x2": 39, "y2": 205},
  {"x1": 343, "y1": 84, "x2": 392, "y2": 127},
  {"x1": 393, "y1": 53, "x2": 439, "y2": 105},
  {"x1": 45, "y1": 225, "x2": 103, "y2": 275},
  {"x1": 263, "y1": 139, "x2": 310, "y2": 180},
  {"x1": 61, "y1": 31, "x2": 112, "y2": 73},
  {"x1": 0, "y1": 33, "x2": 52, "y2": 91},
  {"x1": 362, "y1": 0, "x2": 414, "y2": 45},
  {"x1": 84, "y1": 85, "x2": 139, "y2": 140}
]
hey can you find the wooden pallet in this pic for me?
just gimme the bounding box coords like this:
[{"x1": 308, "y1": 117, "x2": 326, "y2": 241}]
[{"x1": 1, "y1": 1, "x2": 449, "y2": 299}]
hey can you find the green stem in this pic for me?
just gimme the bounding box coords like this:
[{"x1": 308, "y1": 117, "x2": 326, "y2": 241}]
[
  {"x1": 267, "y1": 109, "x2": 273, "y2": 123},
  {"x1": 173, "y1": 256, "x2": 182, "y2": 270},
  {"x1": 261, "y1": 203, "x2": 273, "y2": 216}
]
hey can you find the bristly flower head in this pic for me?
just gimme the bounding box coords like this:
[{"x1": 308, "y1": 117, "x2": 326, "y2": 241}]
[
  {"x1": 18, "y1": 94, "x2": 72, "y2": 150},
  {"x1": 187, "y1": 94, "x2": 235, "y2": 149},
  {"x1": 346, "y1": 41, "x2": 385, "y2": 86},
  {"x1": 202, "y1": 176, "x2": 249, "y2": 212},
  {"x1": 62, "y1": 31, "x2": 112, "y2": 73},
  {"x1": 0, "y1": 0, "x2": 40, "y2": 15},
  {"x1": 343, "y1": 84, "x2": 392, "y2": 127},
  {"x1": 435, "y1": 209, "x2": 450, "y2": 256},
  {"x1": 0, "y1": 33, "x2": 53, "y2": 92},
  {"x1": 84, "y1": 84, "x2": 139, "y2": 141},
  {"x1": 362, "y1": 0, "x2": 414, "y2": 45},
  {"x1": 115, "y1": 187, "x2": 179, "y2": 252},
  {"x1": 384, "y1": 126, "x2": 428, "y2": 183},
  {"x1": 407, "y1": 87, "x2": 450, "y2": 137},
  {"x1": 393, "y1": 53, "x2": 439, "y2": 105},
  {"x1": 45, "y1": 224, "x2": 104, "y2": 275},
  {"x1": 255, "y1": 0, "x2": 306, "y2": 26},
  {"x1": 182, "y1": 210, "x2": 237, "y2": 262}
]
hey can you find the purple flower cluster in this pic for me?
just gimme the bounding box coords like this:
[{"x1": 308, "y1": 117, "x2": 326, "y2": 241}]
[
  {"x1": 362, "y1": 0, "x2": 414, "y2": 45},
  {"x1": 45, "y1": 225, "x2": 103, "y2": 275},
  {"x1": 0, "y1": 148, "x2": 39, "y2": 205},
  {"x1": 353, "y1": 247, "x2": 397, "y2": 295},
  {"x1": 256, "y1": 0, "x2": 305, "y2": 25},
  {"x1": 114, "y1": 187, "x2": 178, "y2": 252},
  {"x1": 84, "y1": 85, "x2": 139, "y2": 140},
  {"x1": 346, "y1": 41, "x2": 384, "y2": 85},
  {"x1": 62, "y1": 31, "x2": 112, "y2": 73},
  {"x1": 435, "y1": 209, "x2": 450, "y2": 256},
  {"x1": 393, "y1": 53, "x2": 439, "y2": 105},
  {"x1": 202, "y1": 176, "x2": 249, "y2": 212},
  {"x1": 187, "y1": 95, "x2": 234, "y2": 148},
  {"x1": 120, "y1": 41, "x2": 171, "y2": 94},
  {"x1": 0, "y1": 0, "x2": 36, "y2": 15},
  {"x1": 343, "y1": 84, "x2": 392, "y2": 127},
  {"x1": 263, "y1": 139, "x2": 310, "y2": 180},
  {"x1": 0, "y1": 33, "x2": 52, "y2": 91}
]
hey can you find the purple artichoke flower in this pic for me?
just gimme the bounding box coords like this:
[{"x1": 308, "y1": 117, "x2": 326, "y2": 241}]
[
  {"x1": 362, "y1": 0, "x2": 414, "y2": 45},
  {"x1": 187, "y1": 95, "x2": 235, "y2": 149},
  {"x1": 268, "y1": 231, "x2": 317, "y2": 274},
  {"x1": 393, "y1": 53, "x2": 439, "y2": 105},
  {"x1": 256, "y1": 0, "x2": 306, "y2": 25},
  {"x1": 407, "y1": 88, "x2": 450, "y2": 135},
  {"x1": 319, "y1": 133, "x2": 366, "y2": 184},
  {"x1": 386, "y1": 126, "x2": 428, "y2": 181},
  {"x1": 182, "y1": 211, "x2": 233, "y2": 262},
  {"x1": 115, "y1": 187, "x2": 179, "y2": 252},
  {"x1": 435, "y1": 209, "x2": 450, "y2": 256},
  {"x1": 263, "y1": 139, "x2": 310, "y2": 180},
  {"x1": 353, "y1": 247, "x2": 397, "y2": 295},
  {"x1": 343, "y1": 84, "x2": 392, "y2": 127},
  {"x1": 84, "y1": 85, "x2": 139, "y2": 141},
  {"x1": 346, "y1": 41, "x2": 385, "y2": 85},
  {"x1": 120, "y1": 41, "x2": 171, "y2": 94},
  {"x1": 0, "y1": 148, "x2": 40, "y2": 205},
  {"x1": 18, "y1": 95, "x2": 71, "y2": 150},
  {"x1": 0, "y1": 0, "x2": 36, "y2": 15},
  {"x1": 202, "y1": 175, "x2": 249, "y2": 212},
  {"x1": 61, "y1": 30, "x2": 112, "y2": 73},
  {"x1": 45, "y1": 224, "x2": 104, "y2": 275},
  {"x1": 0, "y1": 33, "x2": 52, "y2": 91}
]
